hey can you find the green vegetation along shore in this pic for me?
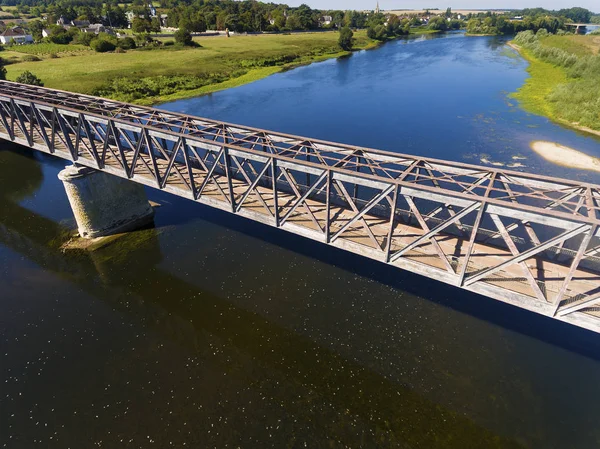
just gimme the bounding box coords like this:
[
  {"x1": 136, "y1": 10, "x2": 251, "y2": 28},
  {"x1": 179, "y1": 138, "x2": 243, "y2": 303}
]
[
  {"x1": 511, "y1": 31, "x2": 600, "y2": 135},
  {"x1": 3, "y1": 29, "x2": 434, "y2": 105},
  {"x1": 5, "y1": 32, "x2": 363, "y2": 105}
]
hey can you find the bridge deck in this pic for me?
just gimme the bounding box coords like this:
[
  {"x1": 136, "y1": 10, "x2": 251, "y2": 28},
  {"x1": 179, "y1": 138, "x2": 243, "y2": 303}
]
[{"x1": 1, "y1": 81, "x2": 599, "y2": 332}]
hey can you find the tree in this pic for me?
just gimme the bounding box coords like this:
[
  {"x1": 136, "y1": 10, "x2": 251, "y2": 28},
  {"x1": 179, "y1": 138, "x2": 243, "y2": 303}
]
[
  {"x1": 73, "y1": 31, "x2": 95, "y2": 46},
  {"x1": 150, "y1": 17, "x2": 161, "y2": 32},
  {"x1": 428, "y1": 16, "x2": 448, "y2": 31},
  {"x1": 0, "y1": 58, "x2": 6, "y2": 81},
  {"x1": 174, "y1": 27, "x2": 193, "y2": 46},
  {"x1": 338, "y1": 27, "x2": 353, "y2": 51},
  {"x1": 46, "y1": 25, "x2": 73, "y2": 44},
  {"x1": 16, "y1": 70, "x2": 43, "y2": 86},
  {"x1": 103, "y1": 5, "x2": 128, "y2": 28},
  {"x1": 28, "y1": 20, "x2": 44, "y2": 41},
  {"x1": 558, "y1": 7, "x2": 592, "y2": 24},
  {"x1": 132, "y1": 17, "x2": 153, "y2": 33},
  {"x1": 367, "y1": 24, "x2": 388, "y2": 40}
]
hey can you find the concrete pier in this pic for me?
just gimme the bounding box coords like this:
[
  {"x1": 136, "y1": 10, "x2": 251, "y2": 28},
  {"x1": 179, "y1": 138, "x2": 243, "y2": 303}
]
[{"x1": 58, "y1": 165, "x2": 154, "y2": 238}]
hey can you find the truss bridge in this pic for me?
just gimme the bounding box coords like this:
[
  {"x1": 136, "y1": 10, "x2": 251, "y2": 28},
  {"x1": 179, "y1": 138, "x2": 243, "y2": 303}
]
[{"x1": 1, "y1": 80, "x2": 599, "y2": 332}]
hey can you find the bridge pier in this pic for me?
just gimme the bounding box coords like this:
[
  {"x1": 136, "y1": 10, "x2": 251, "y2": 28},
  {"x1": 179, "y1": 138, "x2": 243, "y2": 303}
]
[{"x1": 58, "y1": 165, "x2": 154, "y2": 239}]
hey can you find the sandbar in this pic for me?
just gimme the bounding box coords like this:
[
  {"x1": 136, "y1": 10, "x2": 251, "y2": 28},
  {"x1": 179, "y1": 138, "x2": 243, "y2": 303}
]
[{"x1": 529, "y1": 141, "x2": 600, "y2": 172}]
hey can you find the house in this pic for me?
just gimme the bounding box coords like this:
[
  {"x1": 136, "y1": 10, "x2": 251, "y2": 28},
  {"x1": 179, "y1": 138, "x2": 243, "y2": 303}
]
[
  {"x1": 42, "y1": 28, "x2": 51, "y2": 38},
  {"x1": 159, "y1": 14, "x2": 168, "y2": 27},
  {"x1": 71, "y1": 20, "x2": 90, "y2": 28},
  {"x1": 0, "y1": 27, "x2": 33, "y2": 44},
  {"x1": 321, "y1": 15, "x2": 332, "y2": 26},
  {"x1": 82, "y1": 23, "x2": 106, "y2": 34},
  {"x1": 55, "y1": 16, "x2": 91, "y2": 29}
]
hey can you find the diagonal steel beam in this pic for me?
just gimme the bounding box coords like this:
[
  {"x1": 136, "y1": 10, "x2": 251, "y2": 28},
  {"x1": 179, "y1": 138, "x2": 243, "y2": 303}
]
[
  {"x1": 464, "y1": 224, "x2": 590, "y2": 287},
  {"x1": 331, "y1": 184, "x2": 395, "y2": 243},
  {"x1": 557, "y1": 291, "x2": 600, "y2": 317},
  {"x1": 552, "y1": 225, "x2": 598, "y2": 315},
  {"x1": 390, "y1": 202, "x2": 480, "y2": 263},
  {"x1": 280, "y1": 171, "x2": 328, "y2": 225},
  {"x1": 404, "y1": 195, "x2": 455, "y2": 273},
  {"x1": 490, "y1": 213, "x2": 547, "y2": 302}
]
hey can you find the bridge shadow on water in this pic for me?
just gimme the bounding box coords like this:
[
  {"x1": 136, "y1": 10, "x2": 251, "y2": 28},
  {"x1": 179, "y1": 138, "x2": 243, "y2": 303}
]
[
  {"x1": 3, "y1": 143, "x2": 600, "y2": 361},
  {"x1": 150, "y1": 185, "x2": 600, "y2": 362}
]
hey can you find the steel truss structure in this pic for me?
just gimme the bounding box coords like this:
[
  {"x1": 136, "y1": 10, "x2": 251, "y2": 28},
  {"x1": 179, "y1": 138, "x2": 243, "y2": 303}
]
[{"x1": 1, "y1": 80, "x2": 599, "y2": 332}]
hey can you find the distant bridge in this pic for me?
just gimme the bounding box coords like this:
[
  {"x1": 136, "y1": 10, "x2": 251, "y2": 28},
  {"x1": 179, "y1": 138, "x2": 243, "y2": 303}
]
[
  {"x1": 0, "y1": 80, "x2": 599, "y2": 332},
  {"x1": 564, "y1": 23, "x2": 600, "y2": 33}
]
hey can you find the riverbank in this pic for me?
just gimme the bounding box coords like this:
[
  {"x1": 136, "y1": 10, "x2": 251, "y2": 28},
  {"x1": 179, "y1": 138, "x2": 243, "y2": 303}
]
[
  {"x1": 508, "y1": 43, "x2": 567, "y2": 121},
  {"x1": 4, "y1": 29, "x2": 441, "y2": 106},
  {"x1": 4, "y1": 31, "x2": 370, "y2": 105},
  {"x1": 509, "y1": 33, "x2": 600, "y2": 136},
  {"x1": 153, "y1": 28, "x2": 441, "y2": 105}
]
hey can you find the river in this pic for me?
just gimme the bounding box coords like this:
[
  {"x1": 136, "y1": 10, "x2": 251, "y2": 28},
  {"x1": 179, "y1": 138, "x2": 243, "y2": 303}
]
[{"x1": 2, "y1": 32, "x2": 600, "y2": 449}]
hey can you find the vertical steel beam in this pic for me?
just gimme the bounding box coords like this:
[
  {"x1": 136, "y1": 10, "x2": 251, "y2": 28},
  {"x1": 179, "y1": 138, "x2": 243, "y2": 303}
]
[
  {"x1": 385, "y1": 185, "x2": 400, "y2": 263},
  {"x1": 272, "y1": 158, "x2": 279, "y2": 227},
  {"x1": 325, "y1": 170, "x2": 332, "y2": 243}
]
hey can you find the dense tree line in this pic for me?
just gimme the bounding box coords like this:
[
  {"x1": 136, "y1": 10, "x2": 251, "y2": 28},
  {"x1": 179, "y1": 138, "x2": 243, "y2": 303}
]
[
  {"x1": 365, "y1": 13, "x2": 410, "y2": 41},
  {"x1": 465, "y1": 7, "x2": 598, "y2": 35},
  {"x1": 0, "y1": 0, "x2": 377, "y2": 33}
]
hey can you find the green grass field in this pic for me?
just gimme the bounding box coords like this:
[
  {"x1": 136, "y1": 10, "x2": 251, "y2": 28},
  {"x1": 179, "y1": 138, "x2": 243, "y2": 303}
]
[
  {"x1": 8, "y1": 42, "x2": 91, "y2": 55},
  {"x1": 539, "y1": 34, "x2": 600, "y2": 56},
  {"x1": 4, "y1": 31, "x2": 374, "y2": 104}
]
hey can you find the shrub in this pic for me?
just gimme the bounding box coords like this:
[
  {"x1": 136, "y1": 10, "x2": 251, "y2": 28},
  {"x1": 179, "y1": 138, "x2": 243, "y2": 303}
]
[
  {"x1": 73, "y1": 32, "x2": 95, "y2": 46},
  {"x1": 16, "y1": 70, "x2": 43, "y2": 86},
  {"x1": 174, "y1": 28, "x2": 193, "y2": 46},
  {"x1": 21, "y1": 55, "x2": 41, "y2": 62},
  {"x1": 118, "y1": 36, "x2": 136, "y2": 50},
  {"x1": 90, "y1": 38, "x2": 116, "y2": 53}
]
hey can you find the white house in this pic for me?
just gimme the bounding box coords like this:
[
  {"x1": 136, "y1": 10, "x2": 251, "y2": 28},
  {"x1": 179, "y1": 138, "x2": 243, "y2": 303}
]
[{"x1": 0, "y1": 27, "x2": 33, "y2": 45}]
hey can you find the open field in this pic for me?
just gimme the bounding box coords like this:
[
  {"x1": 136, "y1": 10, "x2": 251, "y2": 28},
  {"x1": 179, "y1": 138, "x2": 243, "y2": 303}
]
[
  {"x1": 539, "y1": 34, "x2": 600, "y2": 56},
  {"x1": 5, "y1": 31, "x2": 375, "y2": 104}
]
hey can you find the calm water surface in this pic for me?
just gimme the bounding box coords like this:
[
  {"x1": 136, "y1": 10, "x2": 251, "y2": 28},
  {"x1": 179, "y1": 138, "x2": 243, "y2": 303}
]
[{"x1": 2, "y1": 33, "x2": 600, "y2": 448}]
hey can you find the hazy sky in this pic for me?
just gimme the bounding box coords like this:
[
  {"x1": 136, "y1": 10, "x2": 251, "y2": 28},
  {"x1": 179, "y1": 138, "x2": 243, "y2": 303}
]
[{"x1": 287, "y1": 1, "x2": 599, "y2": 13}]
